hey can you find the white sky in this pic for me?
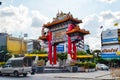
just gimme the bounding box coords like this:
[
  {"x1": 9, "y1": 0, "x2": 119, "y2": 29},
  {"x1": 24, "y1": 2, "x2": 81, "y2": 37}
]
[{"x1": 0, "y1": 0, "x2": 120, "y2": 50}]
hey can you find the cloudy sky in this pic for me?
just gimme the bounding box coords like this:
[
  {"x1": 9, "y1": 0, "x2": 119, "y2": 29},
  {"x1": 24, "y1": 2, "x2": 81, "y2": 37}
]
[{"x1": 0, "y1": 0, "x2": 120, "y2": 50}]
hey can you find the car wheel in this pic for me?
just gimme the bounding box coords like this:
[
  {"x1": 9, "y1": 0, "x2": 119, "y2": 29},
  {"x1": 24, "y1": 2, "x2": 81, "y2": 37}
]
[
  {"x1": 101, "y1": 68, "x2": 104, "y2": 70},
  {"x1": 14, "y1": 71, "x2": 19, "y2": 77},
  {"x1": 23, "y1": 73, "x2": 27, "y2": 77}
]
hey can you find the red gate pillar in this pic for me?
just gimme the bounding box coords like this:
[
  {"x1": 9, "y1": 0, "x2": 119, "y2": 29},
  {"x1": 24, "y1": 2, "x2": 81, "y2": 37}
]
[
  {"x1": 53, "y1": 45, "x2": 57, "y2": 64},
  {"x1": 48, "y1": 31, "x2": 52, "y2": 64},
  {"x1": 73, "y1": 42, "x2": 77, "y2": 61},
  {"x1": 68, "y1": 35, "x2": 72, "y2": 58}
]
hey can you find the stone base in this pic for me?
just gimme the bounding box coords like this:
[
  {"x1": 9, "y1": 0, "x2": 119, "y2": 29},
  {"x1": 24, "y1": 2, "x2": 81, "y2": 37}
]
[
  {"x1": 46, "y1": 60, "x2": 59, "y2": 67},
  {"x1": 66, "y1": 66, "x2": 78, "y2": 72}
]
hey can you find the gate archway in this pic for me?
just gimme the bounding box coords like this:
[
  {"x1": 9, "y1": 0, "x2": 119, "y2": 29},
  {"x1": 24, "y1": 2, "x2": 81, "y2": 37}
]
[{"x1": 39, "y1": 12, "x2": 89, "y2": 65}]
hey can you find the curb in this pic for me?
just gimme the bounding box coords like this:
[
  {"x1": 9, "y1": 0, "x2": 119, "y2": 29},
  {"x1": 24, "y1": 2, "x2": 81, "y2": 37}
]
[
  {"x1": 54, "y1": 75, "x2": 114, "y2": 80},
  {"x1": 54, "y1": 76, "x2": 94, "y2": 79},
  {"x1": 95, "y1": 73, "x2": 114, "y2": 80}
]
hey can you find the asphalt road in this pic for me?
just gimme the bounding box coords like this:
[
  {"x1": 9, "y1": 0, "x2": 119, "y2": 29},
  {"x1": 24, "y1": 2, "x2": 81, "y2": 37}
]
[
  {"x1": 0, "y1": 70, "x2": 114, "y2": 80},
  {"x1": 0, "y1": 75, "x2": 83, "y2": 80}
]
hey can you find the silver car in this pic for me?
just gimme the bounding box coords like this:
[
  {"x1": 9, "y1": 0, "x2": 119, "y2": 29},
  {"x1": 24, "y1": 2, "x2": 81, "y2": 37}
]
[
  {"x1": 0, "y1": 57, "x2": 32, "y2": 77},
  {"x1": 96, "y1": 64, "x2": 109, "y2": 70}
]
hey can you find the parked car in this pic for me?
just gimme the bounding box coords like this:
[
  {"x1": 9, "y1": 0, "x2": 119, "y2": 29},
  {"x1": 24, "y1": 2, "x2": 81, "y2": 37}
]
[
  {"x1": 96, "y1": 64, "x2": 109, "y2": 70},
  {"x1": 0, "y1": 57, "x2": 32, "y2": 77}
]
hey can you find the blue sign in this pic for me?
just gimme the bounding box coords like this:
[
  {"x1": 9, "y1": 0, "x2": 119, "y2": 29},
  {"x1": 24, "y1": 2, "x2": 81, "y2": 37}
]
[
  {"x1": 57, "y1": 45, "x2": 64, "y2": 52},
  {"x1": 101, "y1": 53, "x2": 120, "y2": 58},
  {"x1": 102, "y1": 38, "x2": 118, "y2": 42}
]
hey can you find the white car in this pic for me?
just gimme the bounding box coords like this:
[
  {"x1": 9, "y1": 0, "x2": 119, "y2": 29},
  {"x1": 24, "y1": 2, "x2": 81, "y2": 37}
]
[
  {"x1": 0, "y1": 57, "x2": 32, "y2": 77},
  {"x1": 96, "y1": 64, "x2": 109, "y2": 70}
]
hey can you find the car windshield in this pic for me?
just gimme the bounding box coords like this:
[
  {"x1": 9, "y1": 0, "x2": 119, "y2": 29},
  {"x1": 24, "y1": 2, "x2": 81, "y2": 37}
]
[
  {"x1": 100, "y1": 64, "x2": 106, "y2": 66},
  {"x1": 97, "y1": 64, "x2": 106, "y2": 66}
]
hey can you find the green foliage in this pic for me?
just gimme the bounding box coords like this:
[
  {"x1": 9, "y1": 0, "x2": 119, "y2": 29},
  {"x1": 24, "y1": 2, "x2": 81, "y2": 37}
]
[
  {"x1": 74, "y1": 62, "x2": 96, "y2": 69},
  {"x1": 77, "y1": 51, "x2": 86, "y2": 55},
  {"x1": 0, "y1": 62, "x2": 6, "y2": 67},
  {"x1": 95, "y1": 58, "x2": 106, "y2": 63},
  {"x1": 84, "y1": 62, "x2": 90, "y2": 69},
  {"x1": 92, "y1": 49, "x2": 101, "y2": 53},
  {"x1": 0, "y1": 47, "x2": 10, "y2": 62},
  {"x1": 86, "y1": 49, "x2": 91, "y2": 54},
  {"x1": 92, "y1": 49, "x2": 101, "y2": 57},
  {"x1": 31, "y1": 50, "x2": 47, "y2": 54},
  {"x1": 89, "y1": 63, "x2": 96, "y2": 68},
  {"x1": 37, "y1": 59, "x2": 45, "y2": 66},
  {"x1": 111, "y1": 59, "x2": 119, "y2": 62},
  {"x1": 57, "y1": 52, "x2": 67, "y2": 60},
  {"x1": 75, "y1": 62, "x2": 84, "y2": 67}
]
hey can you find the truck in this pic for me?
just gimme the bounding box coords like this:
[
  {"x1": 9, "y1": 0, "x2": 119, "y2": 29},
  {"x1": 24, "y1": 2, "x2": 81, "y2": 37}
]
[{"x1": 0, "y1": 57, "x2": 32, "y2": 77}]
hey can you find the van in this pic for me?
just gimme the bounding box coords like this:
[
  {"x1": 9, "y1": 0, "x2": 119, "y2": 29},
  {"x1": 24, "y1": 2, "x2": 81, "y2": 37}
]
[{"x1": 0, "y1": 57, "x2": 32, "y2": 77}]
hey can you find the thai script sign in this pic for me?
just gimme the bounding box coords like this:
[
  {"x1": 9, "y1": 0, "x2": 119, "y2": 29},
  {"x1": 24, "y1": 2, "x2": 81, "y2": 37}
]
[{"x1": 101, "y1": 45, "x2": 120, "y2": 58}]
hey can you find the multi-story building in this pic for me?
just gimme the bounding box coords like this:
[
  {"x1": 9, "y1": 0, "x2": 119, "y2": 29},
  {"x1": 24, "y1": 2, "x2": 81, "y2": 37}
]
[
  {"x1": 101, "y1": 29, "x2": 120, "y2": 59},
  {"x1": 0, "y1": 33, "x2": 8, "y2": 51},
  {"x1": 27, "y1": 40, "x2": 41, "y2": 53},
  {"x1": 7, "y1": 36, "x2": 27, "y2": 54},
  {"x1": 76, "y1": 40, "x2": 85, "y2": 51},
  {"x1": 0, "y1": 33, "x2": 27, "y2": 54}
]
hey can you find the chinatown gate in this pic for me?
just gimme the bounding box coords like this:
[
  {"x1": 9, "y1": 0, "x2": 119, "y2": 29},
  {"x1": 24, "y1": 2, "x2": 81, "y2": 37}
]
[{"x1": 39, "y1": 12, "x2": 89, "y2": 65}]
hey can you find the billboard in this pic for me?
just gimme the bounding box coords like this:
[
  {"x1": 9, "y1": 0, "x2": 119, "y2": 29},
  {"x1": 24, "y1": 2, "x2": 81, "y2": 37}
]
[
  {"x1": 102, "y1": 29, "x2": 118, "y2": 44},
  {"x1": 101, "y1": 45, "x2": 120, "y2": 58}
]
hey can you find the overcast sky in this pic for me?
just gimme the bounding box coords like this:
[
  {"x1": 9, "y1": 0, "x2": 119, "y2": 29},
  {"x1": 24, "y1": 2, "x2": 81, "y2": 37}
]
[{"x1": 0, "y1": 0, "x2": 120, "y2": 50}]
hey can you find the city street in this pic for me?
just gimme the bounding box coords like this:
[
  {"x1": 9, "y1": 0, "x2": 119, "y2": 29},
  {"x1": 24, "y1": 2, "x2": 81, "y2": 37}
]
[{"x1": 0, "y1": 70, "x2": 115, "y2": 80}]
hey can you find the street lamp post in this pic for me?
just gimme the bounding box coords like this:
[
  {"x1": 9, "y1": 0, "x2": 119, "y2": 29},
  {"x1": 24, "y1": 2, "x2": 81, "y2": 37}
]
[{"x1": 0, "y1": 2, "x2": 2, "y2": 5}]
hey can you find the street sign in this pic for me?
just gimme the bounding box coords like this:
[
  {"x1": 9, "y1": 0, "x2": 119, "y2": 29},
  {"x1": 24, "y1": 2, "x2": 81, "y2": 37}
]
[{"x1": 57, "y1": 45, "x2": 64, "y2": 52}]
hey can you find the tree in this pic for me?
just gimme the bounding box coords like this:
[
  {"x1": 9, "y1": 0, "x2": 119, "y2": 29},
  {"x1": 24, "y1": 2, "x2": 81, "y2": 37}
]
[
  {"x1": 92, "y1": 49, "x2": 101, "y2": 57},
  {"x1": 0, "y1": 46, "x2": 11, "y2": 62},
  {"x1": 86, "y1": 49, "x2": 91, "y2": 54},
  {"x1": 77, "y1": 51, "x2": 87, "y2": 55},
  {"x1": 57, "y1": 53, "x2": 67, "y2": 60}
]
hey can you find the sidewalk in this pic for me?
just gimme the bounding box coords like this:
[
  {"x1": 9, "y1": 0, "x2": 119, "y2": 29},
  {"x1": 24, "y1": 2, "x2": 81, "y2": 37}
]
[{"x1": 36, "y1": 70, "x2": 115, "y2": 80}]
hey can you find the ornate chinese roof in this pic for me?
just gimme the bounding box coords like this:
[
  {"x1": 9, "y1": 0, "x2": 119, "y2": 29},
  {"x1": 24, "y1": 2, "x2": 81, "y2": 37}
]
[
  {"x1": 66, "y1": 25, "x2": 90, "y2": 35},
  {"x1": 43, "y1": 11, "x2": 82, "y2": 28},
  {"x1": 39, "y1": 36, "x2": 48, "y2": 41}
]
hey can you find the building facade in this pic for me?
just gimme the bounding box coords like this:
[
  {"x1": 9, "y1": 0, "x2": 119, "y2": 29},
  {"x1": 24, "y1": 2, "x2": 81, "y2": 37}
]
[
  {"x1": 0, "y1": 33, "x2": 27, "y2": 54},
  {"x1": 7, "y1": 36, "x2": 27, "y2": 54},
  {"x1": 27, "y1": 40, "x2": 41, "y2": 53},
  {"x1": 0, "y1": 33, "x2": 7, "y2": 51}
]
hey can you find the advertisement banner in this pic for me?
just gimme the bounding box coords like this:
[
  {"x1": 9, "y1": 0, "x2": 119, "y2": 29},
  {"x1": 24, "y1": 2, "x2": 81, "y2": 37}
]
[
  {"x1": 101, "y1": 45, "x2": 120, "y2": 58},
  {"x1": 102, "y1": 29, "x2": 118, "y2": 44}
]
